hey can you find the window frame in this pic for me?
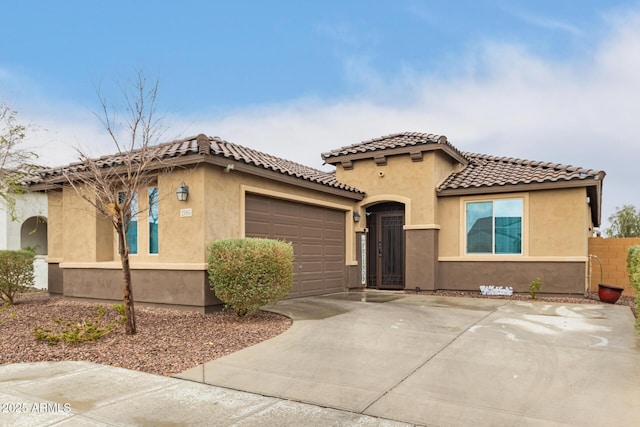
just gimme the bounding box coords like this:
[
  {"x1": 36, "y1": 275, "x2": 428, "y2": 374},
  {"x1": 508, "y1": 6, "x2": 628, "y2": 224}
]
[
  {"x1": 118, "y1": 190, "x2": 138, "y2": 255},
  {"x1": 464, "y1": 196, "x2": 525, "y2": 256},
  {"x1": 148, "y1": 186, "x2": 159, "y2": 255}
]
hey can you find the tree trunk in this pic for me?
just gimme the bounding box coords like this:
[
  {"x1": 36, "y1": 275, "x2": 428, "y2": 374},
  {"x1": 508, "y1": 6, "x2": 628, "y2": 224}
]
[{"x1": 117, "y1": 218, "x2": 136, "y2": 334}]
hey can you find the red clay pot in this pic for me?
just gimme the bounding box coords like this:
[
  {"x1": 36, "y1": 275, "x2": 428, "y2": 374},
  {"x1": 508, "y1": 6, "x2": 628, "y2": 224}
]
[{"x1": 598, "y1": 284, "x2": 624, "y2": 304}]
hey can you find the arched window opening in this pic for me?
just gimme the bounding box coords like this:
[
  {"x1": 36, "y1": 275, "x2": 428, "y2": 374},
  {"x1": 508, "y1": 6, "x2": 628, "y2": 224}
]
[{"x1": 20, "y1": 216, "x2": 48, "y2": 255}]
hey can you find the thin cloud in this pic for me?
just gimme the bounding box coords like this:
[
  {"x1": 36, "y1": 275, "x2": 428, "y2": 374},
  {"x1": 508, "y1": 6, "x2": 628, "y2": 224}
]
[
  {"x1": 518, "y1": 14, "x2": 583, "y2": 36},
  {"x1": 9, "y1": 8, "x2": 640, "y2": 230}
]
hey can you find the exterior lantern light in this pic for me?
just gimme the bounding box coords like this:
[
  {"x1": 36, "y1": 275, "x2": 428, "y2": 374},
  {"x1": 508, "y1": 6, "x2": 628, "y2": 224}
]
[
  {"x1": 176, "y1": 183, "x2": 189, "y2": 202},
  {"x1": 353, "y1": 211, "x2": 361, "y2": 222}
]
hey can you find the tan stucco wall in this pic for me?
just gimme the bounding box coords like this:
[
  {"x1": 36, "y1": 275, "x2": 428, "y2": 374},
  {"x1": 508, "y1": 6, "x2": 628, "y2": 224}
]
[
  {"x1": 52, "y1": 163, "x2": 359, "y2": 268},
  {"x1": 59, "y1": 185, "x2": 113, "y2": 262},
  {"x1": 202, "y1": 164, "x2": 358, "y2": 263},
  {"x1": 528, "y1": 188, "x2": 589, "y2": 256},
  {"x1": 438, "y1": 187, "x2": 590, "y2": 258},
  {"x1": 336, "y1": 152, "x2": 457, "y2": 226},
  {"x1": 47, "y1": 190, "x2": 64, "y2": 260}
]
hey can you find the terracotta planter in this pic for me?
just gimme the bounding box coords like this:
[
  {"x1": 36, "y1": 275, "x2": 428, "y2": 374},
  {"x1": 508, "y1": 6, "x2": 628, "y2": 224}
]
[{"x1": 598, "y1": 284, "x2": 624, "y2": 304}]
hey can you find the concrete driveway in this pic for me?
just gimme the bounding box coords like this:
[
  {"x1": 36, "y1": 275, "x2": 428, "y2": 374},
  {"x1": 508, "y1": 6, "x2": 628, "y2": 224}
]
[{"x1": 177, "y1": 291, "x2": 640, "y2": 426}]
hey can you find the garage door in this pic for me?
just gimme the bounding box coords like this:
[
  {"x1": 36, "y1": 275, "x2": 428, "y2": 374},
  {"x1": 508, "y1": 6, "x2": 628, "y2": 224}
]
[{"x1": 245, "y1": 194, "x2": 345, "y2": 298}]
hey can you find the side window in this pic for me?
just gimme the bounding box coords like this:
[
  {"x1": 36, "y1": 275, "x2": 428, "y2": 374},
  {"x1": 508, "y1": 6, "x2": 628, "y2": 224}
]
[
  {"x1": 466, "y1": 199, "x2": 522, "y2": 255},
  {"x1": 118, "y1": 191, "x2": 138, "y2": 255},
  {"x1": 148, "y1": 187, "x2": 159, "y2": 254}
]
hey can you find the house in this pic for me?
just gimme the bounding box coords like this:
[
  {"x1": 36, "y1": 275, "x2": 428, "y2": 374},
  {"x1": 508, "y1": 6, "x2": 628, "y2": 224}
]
[
  {"x1": 0, "y1": 193, "x2": 49, "y2": 289},
  {"x1": 28, "y1": 132, "x2": 604, "y2": 311}
]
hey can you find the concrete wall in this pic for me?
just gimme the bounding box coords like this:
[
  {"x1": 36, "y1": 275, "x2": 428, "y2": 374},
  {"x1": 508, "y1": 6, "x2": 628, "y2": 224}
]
[{"x1": 588, "y1": 237, "x2": 640, "y2": 296}]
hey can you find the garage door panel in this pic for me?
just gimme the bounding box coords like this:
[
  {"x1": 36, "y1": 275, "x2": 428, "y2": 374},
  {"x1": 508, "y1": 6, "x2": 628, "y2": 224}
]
[
  {"x1": 323, "y1": 243, "x2": 343, "y2": 256},
  {"x1": 300, "y1": 244, "x2": 323, "y2": 256},
  {"x1": 246, "y1": 197, "x2": 271, "y2": 213},
  {"x1": 324, "y1": 261, "x2": 345, "y2": 273},
  {"x1": 323, "y1": 277, "x2": 344, "y2": 291},
  {"x1": 302, "y1": 206, "x2": 323, "y2": 219},
  {"x1": 324, "y1": 212, "x2": 344, "y2": 223},
  {"x1": 273, "y1": 224, "x2": 300, "y2": 238},
  {"x1": 245, "y1": 194, "x2": 346, "y2": 298},
  {"x1": 301, "y1": 227, "x2": 323, "y2": 238},
  {"x1": 324, "y1": 228, "x2": 343, "y2": 240}
]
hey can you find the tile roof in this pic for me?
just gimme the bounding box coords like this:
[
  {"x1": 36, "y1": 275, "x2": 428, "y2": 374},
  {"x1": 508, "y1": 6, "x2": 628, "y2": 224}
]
[
  {"x1": 321, "y1": 132, "x2": 466, "y2": 162},
  {"x1": 29, "y1": 135, "x2": 363, "y2": 195},
  {"x1": 438, "y1": 152, "x2": 605, "y2": 192}
]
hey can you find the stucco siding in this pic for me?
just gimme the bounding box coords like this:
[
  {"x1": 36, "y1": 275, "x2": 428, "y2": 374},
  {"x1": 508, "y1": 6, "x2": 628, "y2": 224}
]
[
  {"x1": 437, "y1": 188, "x2": 589, "y2": 258},
  {"x1": 439, "y1": 260, "x2": 586, "y2": 294},
  {"x1": 62, "y1": 268, "x2": 219, "y2": 312},
  {"x1": 529, "y1": 188, "x2": 588, "y2": 256},
  {"x1": 47, "y1": 190, "x2": 64, "y2": 259},
  {"x1": 337, "y1": 154, "x2": 442, "y2": 225}
]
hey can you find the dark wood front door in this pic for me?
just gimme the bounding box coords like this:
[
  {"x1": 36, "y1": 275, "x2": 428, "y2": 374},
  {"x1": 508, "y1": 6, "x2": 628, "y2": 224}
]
[{"x1": 366, "y1": 203, "x2": 404, "y2": 289}]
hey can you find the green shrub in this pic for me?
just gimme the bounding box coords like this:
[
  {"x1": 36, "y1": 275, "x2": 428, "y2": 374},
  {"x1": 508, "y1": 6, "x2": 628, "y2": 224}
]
[
  {"x1": 529, "y1": 277, "x2": 542, "y2": 299},
  {"x1": 0, "y1": 250, "x2": 35, "y2": 305},
  {"x1": 33, "y1": 304, "x2": 125, "y2": 345},
  {"x1": 208, "y1": 238, "x2": 293, "y2": 316},
  {"x1": 627, "y1": 245, "x2": 640, "y2": 330}
]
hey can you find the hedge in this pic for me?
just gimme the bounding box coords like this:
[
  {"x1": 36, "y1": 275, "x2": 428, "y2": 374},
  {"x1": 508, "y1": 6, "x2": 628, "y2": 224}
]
[
  {"x1": 0, "y1": 250, "x2": 35, "y2": 304},
  {"x1": 208, "y1": 238, "x2": 293, "y2": 316}
]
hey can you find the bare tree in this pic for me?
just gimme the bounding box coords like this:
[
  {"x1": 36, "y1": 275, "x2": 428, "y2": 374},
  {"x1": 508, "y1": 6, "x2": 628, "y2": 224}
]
[
  {"x1": 64, "y1": 72, "x2": 167, "y2": 334},
  {"x1": 0, "y1": 104, "x2": 38, "y2": 216}
]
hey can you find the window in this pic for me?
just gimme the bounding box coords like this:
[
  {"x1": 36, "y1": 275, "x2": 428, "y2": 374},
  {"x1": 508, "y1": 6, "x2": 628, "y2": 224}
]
[
  {"x1": 148, "y1": 187, "x2": 159, "y2": 254},
  {"x1": 118, "y1": 191, "x2": 138, "y2": 255},
  {"x1": 466, "y1": 198, "x2": 522, "y2": 254}
]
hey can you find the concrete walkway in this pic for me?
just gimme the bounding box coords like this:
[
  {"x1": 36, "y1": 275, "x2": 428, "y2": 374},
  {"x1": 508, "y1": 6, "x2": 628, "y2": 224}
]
[{"x1": 1, "y1": 292, "x2": 639, "y2": 426}]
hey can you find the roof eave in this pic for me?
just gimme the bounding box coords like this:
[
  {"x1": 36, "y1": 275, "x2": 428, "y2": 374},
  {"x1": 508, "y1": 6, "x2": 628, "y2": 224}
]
[
  {"x1": 437, "y1": 178, "x2": 601, "y2": 197},
  {"x1": 323, "y1": 143, "x2": 468, "y2": 167},
  {"x1": 438, "y1": 178, "x2": 604, "y2": 226},
  {"x1": 199, "y1": 154, "x2": 365, "y2": 200},
  {"x1": 29, "y1": 151, "x2": 365, "y2": 201}
]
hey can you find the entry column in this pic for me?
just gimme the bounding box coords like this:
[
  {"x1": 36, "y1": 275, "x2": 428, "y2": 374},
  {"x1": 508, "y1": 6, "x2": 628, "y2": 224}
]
[{"x1": 404, "y1": 226, "x2": 439, "y2": 291}]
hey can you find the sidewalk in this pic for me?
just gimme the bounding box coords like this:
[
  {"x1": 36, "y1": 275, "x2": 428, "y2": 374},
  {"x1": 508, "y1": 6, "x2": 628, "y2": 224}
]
[{"x1": 0, "y1": 361, "x2": 409, "y2": 426}]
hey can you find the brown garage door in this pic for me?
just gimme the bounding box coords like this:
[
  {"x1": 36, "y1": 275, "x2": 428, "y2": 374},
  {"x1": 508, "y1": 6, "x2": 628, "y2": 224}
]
[{"x1": 245, "y1": 194, "x2": 345, "y2": 298}]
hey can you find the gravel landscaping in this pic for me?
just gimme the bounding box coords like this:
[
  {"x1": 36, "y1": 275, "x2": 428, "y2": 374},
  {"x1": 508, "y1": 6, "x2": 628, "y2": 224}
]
[
  {"x1": 0, "y1": 292, "x2": 292, "y2": 377},
  {"x1": 1, "y1": 290, "x2": 636, "y2": 378}
]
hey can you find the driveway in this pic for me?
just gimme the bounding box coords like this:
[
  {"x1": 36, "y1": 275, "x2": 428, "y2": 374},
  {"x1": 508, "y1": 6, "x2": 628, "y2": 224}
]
[{"x1": 177, "y1": 291, "x2": 640, "y2": 426}]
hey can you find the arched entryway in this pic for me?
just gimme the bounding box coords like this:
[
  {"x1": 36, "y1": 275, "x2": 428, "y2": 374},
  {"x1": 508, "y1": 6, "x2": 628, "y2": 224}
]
[
  {"x1": 365, "y1": 202, "x2": 405, "y2": 289},
  {"x1": 20, "y1": 216, "x2": 48, "y2": 255}
]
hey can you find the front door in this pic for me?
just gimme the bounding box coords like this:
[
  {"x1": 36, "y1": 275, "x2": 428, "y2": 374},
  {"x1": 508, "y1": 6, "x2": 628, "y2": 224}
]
[{"x1": 366, "y1": 203, "x2": 405, "y2": 289}]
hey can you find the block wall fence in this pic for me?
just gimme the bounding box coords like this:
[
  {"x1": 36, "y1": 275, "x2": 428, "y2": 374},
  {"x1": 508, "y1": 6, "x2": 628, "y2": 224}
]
[{"x1": 588, "y1": 237, "x2": 640, "y2": 297}]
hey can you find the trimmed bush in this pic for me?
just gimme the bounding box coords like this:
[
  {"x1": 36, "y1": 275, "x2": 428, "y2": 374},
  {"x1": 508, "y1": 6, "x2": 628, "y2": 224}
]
[
  {"x1": 0, "y1": 250, "x2": 35, "y2": 305},
  {"x1": 208, "y1": 238, "x2": 293, "y2": 316},
  {"x1": 627, "y1": 245, "x2": 640, "y2": 330}
]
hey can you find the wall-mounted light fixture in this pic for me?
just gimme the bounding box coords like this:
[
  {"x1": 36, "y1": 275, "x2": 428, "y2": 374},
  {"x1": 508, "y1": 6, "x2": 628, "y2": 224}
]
[
  {"x1": 176, "y1": 182, "x2": 189, "y2": 202},
  {"x1": 353, "y1": 211, "x2": 361, "y2": 222}
]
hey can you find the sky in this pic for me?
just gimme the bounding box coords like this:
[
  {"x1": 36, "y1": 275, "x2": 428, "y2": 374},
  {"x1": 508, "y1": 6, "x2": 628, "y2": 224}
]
[{"x1": 1, "y1": 0, "x2": 639, "y2": 232}]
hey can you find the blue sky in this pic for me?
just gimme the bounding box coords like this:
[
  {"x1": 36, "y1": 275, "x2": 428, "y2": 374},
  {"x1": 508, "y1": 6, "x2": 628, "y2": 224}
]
[{"x1": 1, "y1": 0, "x2": 639, "y2": 231}]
